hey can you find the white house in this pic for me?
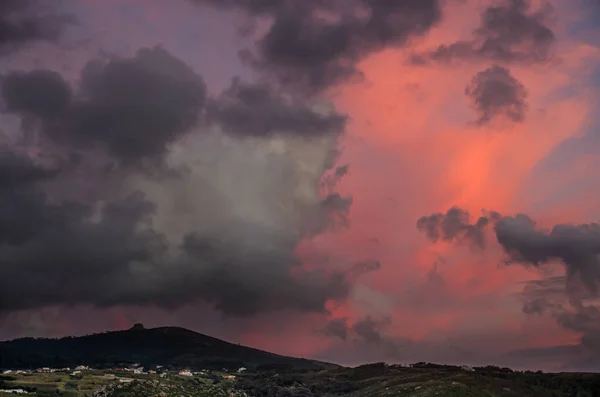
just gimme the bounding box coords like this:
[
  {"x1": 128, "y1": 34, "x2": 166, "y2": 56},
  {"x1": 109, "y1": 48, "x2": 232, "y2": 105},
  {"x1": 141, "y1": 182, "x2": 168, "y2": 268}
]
[
  {"x1": 178, "y1": 370, "x2": 193, "y2": 377},
  {"x1": 237, "y1": 367, "x2": 247, "y2": 373}
]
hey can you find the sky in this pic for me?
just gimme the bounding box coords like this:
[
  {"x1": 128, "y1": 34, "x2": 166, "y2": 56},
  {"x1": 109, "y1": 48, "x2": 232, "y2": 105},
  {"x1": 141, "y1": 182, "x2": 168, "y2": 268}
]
[{"x1": 0, "y1": 0, "x2": 600, "y2": 372}]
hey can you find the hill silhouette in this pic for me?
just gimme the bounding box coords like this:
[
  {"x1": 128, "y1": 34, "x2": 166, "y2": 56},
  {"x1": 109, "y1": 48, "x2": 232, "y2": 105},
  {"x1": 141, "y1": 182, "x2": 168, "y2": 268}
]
[{"x1": 0, "y1": 324, "x2": 337, "y2": 371}]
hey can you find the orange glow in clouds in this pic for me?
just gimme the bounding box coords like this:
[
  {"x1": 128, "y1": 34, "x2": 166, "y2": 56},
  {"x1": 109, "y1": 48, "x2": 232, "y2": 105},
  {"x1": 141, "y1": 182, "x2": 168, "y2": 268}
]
[{"x1": 281, "y1": 0, "x2": 600, "y2": 360}]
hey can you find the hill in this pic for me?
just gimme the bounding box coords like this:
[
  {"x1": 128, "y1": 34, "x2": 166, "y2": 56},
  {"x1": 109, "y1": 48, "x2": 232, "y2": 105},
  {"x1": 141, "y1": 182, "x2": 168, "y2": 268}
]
[
  {"x1": 0, "y1": 324, "x2": 337, "y2": 371},
  {"x1": 236, "y1": 363, "x2": 600, "y2": 397}
]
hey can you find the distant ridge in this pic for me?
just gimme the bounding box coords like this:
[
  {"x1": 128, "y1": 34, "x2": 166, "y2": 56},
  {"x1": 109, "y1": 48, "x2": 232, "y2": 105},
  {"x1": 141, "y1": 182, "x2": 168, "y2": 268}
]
[{"x1": 0, "y1": 324, "x2": 339, "y2": 371}]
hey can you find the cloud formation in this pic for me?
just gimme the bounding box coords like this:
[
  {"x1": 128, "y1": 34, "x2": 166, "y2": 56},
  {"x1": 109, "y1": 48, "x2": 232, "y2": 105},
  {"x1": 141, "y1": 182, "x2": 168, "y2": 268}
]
[
  {"x1": 0, "y1": 40, "x2": 370, "y2": 317},
  {"x1": 416, "y1": 206, "x2": 498, "y2": 250},
  {"x1": 0, "y1": 0, "x2": 72, "y2": 52},
  {"x1": 193, "y1": 0, "x2": 443, "y2": 93},
  {"x1": 465, "y1": 65, "x2": 528, "y2": 125},
  {"x1": 2, "y1": 0, "x2": 600, "y2": 372},
  {"x1": 418, "y1": 206, "x2": 600, "y2": 369},
  {"x1": 412, "y1": 0, "x2": 556, "y2": 65},
  {"x1": 3, "y1": 47, "x2": 207, "y2": 163},
  {"x1": 205, "y1": 78, "x2": 347, "y2": 137}
]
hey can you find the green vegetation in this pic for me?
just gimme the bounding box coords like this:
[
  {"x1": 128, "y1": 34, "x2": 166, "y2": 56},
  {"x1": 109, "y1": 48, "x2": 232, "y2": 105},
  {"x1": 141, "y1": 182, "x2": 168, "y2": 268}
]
[
  {"x1": 2, "y1": 364, "x2": 600, "y2": 396},
  {"x1": 95, "y1": 378, "x2": 246, "y2": 397},
  {"x1": 234, "y1": 363, "x2": 600, "y2": 396},
  {"x1": 0, "y1": 372, "x2": 117, "y2": 397}
]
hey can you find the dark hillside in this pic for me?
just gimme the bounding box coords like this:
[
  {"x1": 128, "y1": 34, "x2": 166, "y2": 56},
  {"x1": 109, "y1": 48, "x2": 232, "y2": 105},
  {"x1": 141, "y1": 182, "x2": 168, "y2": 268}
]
[{"x1": 0, "y1": 324, "x2": 337, "y2": 371}]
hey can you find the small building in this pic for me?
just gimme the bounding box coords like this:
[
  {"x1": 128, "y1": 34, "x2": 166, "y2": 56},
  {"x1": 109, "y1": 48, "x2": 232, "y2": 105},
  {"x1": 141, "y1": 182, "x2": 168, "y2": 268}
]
[
  {"x1": 178, "y1": 370, "x2": 193, "y2": 377},
  {"x1": 2, "y1": 370, "x2": 12, "y2": 374},
  {"x1": 237, "y1": 367, "x2": 247, "y2": 373}
]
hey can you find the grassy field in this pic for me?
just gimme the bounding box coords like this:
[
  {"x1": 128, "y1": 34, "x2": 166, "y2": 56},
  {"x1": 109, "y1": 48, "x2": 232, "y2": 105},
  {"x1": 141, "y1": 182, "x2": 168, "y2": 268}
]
[
  {"x1": 0, "y1": 371, "x2": 244, "y2": 397},
  {"x1": 0, "y1": 372, "x2": 143, "y2": 397}
]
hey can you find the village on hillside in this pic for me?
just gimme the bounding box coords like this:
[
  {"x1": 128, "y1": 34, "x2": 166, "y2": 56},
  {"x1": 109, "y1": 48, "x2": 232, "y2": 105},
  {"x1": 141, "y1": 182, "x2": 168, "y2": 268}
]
[{"x1": 0, "y1": 364, "x2": 251, "y2": 396}]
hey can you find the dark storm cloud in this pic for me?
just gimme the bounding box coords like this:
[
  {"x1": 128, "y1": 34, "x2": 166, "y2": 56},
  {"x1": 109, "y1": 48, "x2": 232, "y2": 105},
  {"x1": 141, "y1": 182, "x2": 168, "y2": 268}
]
[
  {"x1": 411, "y1": 0, "x2": 556, "y2": 65},
  {"x1": 324, "y1": 317, "x2": 349, "y2": 340},
  {"x1": 2, "y1": 69, "x2": 72, "y2": 119},
  {"x1": 418, "y1": 206, "x2": 600, "y2": 291},
  {"x1": 0, "y1": 141, "x2": 365, "y2": 316},
  {"x1": 352, "y1": 316, "x2": 383, "y2": 344},
  {"x1": 0, "y1": 145, "x2": 58, "y2": 188},
  {"x1": 172, "y1": 231, "x2": 362, "y2": 316},
  {"x1": 0, "y1": 0, "x2": 73, "y2": 52},
  {"x1": 324, "y1": 315, "x2": 403, "y2": 358},
  {"x1": 67, "y1": 47, "x2": 206, "y2": 162},
  {"x1": 0, "y1": 44, "x2": 370, "y2": 317},
  {"x1": 516, "y1": 276, "x2": 600, "y2": 370},
  {"x1": 206, "y1": 78, "x2": 347, "y2": 137},
  {"x1": 190, "y1": 0, "x2": 283, "y2": 14},
  {"x1": 325, "y1": 316, "x2": 385, "y2": 343},
  {"x1": 416, "y1": 206, "x2": 496, "y2": 250},
  {"x1": 419, "y1": 206, "x2": 600, "y2": 370},
  {"x1": 495, "y1": 215, "x2": 600, "y2": 293},
  {"x1": 2, "y1": 46, "x2": 206, "y2": 163},
  {"x1": 193, "y1": 0, "x2": 443, "y2": 93},
  {"x1": 465, "y1": 65, "x2": 528, "y2": 125}
]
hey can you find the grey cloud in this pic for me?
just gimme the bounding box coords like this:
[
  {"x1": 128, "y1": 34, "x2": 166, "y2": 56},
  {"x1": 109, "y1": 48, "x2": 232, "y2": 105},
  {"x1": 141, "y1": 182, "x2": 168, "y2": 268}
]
[
  {"x1": 325, "y1": 317, "x2": 349, "y2": 340},
  {"x1": 416, "y1": 206, "x2": 495, "y2": 250},
  {"x1": 66, "y1": 47, "x2": 207, "y2": 162},
  {"x1": 495, "y1": 216, "x2": 600, "y2": 293},
  {"x1": 419, "y1": 206, "x2": 600, "y2": 370},
  {"x1": 0, "y1": 133, "x2": 365, "y2": 316},
  {"x1": 2, "y1": 46, "x2": 207, "y2": 163},
  {"x1": 352, "y1": 316, "x2": 383, "y2": 344},
  {"x1": 465, "y1": 65, "x2": 528, "y2": 125},
  {"x1": 206, "y1": 78, "x2": 347, "y2": 137},
  {"x1": 517, "y1": 276, "x2": 600, "y2": 370},
  {"x1": 418, "y1": 207, "x2": 600, "y2": 292},
  {"x1": 190, "y1": 0, "x2": 284, "y2": 14},
  {"x1": 0, "y1": 45, "x2": 372, "y2": 317},
  {"x1": 325, "y1": 315, "x2": 391, "y2": 345},
  {"x1": 0, "y1": 146, "x2": 58, "y2": 188},
  {"x1": 0, "y1": 0, "x2": 73, "y2": 52},
  {"x1": 324, "y1": 315, "x2": 403, "y2": 359},
  {"x1": 2, "y1": 69, "x2": 72, "y2": 119},
  {"x1": 193, "y1": 0, "x2": 443, "y2": 93},
  {"x1": 412, "y1": 0, "x2": 555, "y2": 65}
]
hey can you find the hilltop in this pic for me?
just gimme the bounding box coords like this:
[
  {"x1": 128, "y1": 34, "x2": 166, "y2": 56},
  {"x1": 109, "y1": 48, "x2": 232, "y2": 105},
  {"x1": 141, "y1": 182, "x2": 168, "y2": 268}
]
[{"x1": 0, "y1": 324, "x2": 336, "y2": 372}]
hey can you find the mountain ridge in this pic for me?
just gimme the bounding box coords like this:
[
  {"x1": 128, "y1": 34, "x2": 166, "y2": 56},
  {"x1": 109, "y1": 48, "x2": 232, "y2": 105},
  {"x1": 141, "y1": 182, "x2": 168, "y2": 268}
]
[{"x1": 0, "y1": 324, "x2": 338, "y2": 371}]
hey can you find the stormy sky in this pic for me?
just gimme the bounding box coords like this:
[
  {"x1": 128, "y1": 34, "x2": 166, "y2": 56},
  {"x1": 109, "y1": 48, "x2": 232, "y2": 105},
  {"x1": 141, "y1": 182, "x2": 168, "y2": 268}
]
[{"x1": 1, "y1": 0, "x2": 600, "y2": 372}]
